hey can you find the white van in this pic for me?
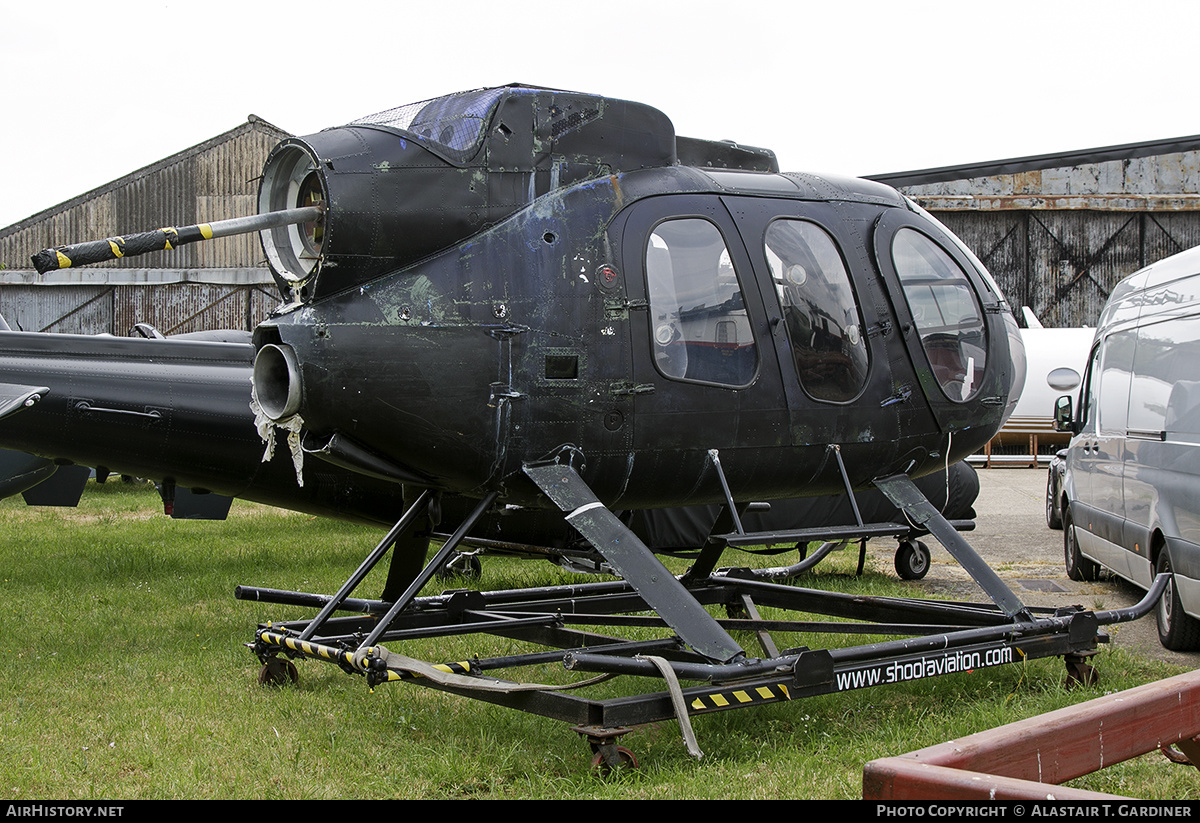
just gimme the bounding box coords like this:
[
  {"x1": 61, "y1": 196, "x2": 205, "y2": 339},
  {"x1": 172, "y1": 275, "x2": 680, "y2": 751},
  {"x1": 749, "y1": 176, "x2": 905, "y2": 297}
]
[{"x1": 1054, "y1": 244, "x2": 1200, "y2": 651}]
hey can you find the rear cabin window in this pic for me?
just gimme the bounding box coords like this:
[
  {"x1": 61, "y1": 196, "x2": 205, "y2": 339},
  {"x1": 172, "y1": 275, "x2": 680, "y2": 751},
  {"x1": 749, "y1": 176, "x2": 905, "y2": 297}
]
[
  {"x1": 645, "y1": 218, "x2": 758, "y2": 386},
  {"x1": 891, "y1": 228, "x2": 987, "y2": 401},
  {"x1": 764, "y1": 219, "x2": 868, "y2": 402}
]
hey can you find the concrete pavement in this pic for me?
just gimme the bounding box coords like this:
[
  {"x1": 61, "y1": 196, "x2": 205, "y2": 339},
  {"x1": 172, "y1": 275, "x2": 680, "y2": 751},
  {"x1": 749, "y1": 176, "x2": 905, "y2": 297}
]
[{"x1": 912, "y1": 466, "x2": 1198, "y2": 669}]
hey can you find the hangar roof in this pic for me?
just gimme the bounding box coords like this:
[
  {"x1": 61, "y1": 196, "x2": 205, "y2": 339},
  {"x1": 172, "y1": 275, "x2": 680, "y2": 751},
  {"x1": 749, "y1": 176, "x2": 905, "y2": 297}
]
[{"x1": 867, "y1": 134, "x2": 1200, "y2": 188}]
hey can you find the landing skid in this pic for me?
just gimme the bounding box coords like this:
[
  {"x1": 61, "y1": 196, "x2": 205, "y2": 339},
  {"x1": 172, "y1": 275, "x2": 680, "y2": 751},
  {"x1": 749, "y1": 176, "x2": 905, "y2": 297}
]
[{"x1": 236, "y1": 461, "x2": 1167, "y2": 767}]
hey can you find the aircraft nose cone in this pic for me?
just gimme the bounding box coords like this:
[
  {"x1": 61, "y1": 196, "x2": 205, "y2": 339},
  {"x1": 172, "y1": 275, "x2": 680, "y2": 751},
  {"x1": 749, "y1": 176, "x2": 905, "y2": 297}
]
[{"x1": 253, "y1": 343, "x2": 303, "y2": 421}]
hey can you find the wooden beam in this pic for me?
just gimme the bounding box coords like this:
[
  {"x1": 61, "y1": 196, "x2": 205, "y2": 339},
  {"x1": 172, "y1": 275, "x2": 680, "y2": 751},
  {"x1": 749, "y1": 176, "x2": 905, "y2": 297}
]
[{"x1": 864, "y1": 669, "x2": 1200, "y2": 799}]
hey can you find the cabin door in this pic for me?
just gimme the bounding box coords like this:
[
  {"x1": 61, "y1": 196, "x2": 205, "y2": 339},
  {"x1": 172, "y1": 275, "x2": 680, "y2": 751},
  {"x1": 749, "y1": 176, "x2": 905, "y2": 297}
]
[{"x1": 618, "y1": 195, "x2": 789, "y2": 506}]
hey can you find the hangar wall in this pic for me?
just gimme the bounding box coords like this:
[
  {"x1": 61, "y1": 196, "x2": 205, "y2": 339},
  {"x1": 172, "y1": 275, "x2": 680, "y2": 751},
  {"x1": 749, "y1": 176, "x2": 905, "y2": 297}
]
[
  {"x1": 870, "y1": 136, "x2": 1200, "y2": 328},
  {"x1": 0, "y1": 116, "x2": 290, "y2": 335}
]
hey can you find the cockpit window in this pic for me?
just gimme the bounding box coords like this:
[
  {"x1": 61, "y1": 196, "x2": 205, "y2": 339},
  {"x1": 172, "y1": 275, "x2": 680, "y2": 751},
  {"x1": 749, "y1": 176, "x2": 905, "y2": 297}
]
[
  {"x1": 645, "y1": 218, "x2": 758, "y2": 386},
  {"x1": 765, "y1": 219, "x2": 868, "y2": 402},
  {"x1": 350, "y1": 88, "x2": 506, "y2": 163},
  {"x1": 891, "y1": 228, "x2": 987, "y2": 401}
]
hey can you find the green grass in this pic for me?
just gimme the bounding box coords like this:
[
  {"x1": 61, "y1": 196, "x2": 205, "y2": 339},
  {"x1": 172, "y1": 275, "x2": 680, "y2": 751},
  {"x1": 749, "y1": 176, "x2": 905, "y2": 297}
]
[{"x1": 0, "y1": 481, "x2": 1193, "y2": 799}]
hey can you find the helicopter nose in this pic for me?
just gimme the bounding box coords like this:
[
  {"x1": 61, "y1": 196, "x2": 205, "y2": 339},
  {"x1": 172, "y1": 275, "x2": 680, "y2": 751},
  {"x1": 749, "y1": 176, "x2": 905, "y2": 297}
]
[
  {"x1": 253, "y1": 343, "x2": 303, "y2": 421},
  {"x1": 1000, "y1": 312, "x2": 1027, "y2": 428}
]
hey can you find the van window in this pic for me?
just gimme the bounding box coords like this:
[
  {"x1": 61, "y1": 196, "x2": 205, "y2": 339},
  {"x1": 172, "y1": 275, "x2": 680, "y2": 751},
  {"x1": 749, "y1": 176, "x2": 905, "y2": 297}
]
[
  {"x1": 764, "y1": 219, "x2": 868, "y2": 402},
  {"x1": 1131, "y1": 315, "x2": 1200, "y2": 438},
  {"x1": 1097, "y1": 331, "x2": 1135, "y2": 436},
  {"x1": 890, "y1": 228, "x2": 987, "y2": 401},
  {"x1": 645, "y1": 218, "x2": 758, "y2": 386},
  {"x1": 1078, "y1": 346, "x2": 1100, "y2": 432}
]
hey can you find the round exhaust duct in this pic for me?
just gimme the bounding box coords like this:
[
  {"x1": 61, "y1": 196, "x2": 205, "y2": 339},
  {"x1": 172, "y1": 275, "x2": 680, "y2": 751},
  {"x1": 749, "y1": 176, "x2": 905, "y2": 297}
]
[{"x1": 253, "y1": 343, "x2": 303, "y2": 421}]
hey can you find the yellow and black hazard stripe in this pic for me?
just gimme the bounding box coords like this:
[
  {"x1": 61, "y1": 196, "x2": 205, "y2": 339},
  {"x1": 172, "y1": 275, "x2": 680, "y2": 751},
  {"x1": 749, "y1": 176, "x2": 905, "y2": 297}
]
[
  {"x1": 118, "y1": 224, "x2": 214, "y2": 257},
  {"x1": 259, "y1": 630, "x2": 355, "y2": 666},
  {"x1": 689, "y1": 683, "x2": 792, "y2": 713},
  {"x1": 30, "y1": 223, "x2": 215, "y2": 272},
  {"x1": 373, "y1": 660, "x2": 473, "y2": 683},
  {"x1": 258, "y1": 630, "x2": 473, "y2": 683}
]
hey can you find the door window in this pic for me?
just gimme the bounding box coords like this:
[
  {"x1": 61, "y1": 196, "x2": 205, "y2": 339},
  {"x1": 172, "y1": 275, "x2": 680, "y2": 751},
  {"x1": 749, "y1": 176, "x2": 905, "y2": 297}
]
[
  {"x1": 764, "y1": 219, "x2": 868, "y2": 402},
  {"x1": 645, "y1": 218, "x2": 758, "y2": 386},
  {"x1": 1078, "y1": 345, "x2": 1100, "y2": 432},
  {"x1": 1131, "y1": 315, "x2": 1200, "y2": 438}
]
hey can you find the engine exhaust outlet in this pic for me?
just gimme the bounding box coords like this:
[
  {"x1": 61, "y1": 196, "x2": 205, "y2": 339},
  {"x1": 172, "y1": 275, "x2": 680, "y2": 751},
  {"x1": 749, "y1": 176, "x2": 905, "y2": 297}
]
[{"x1": 253, "y1": 343, "x2": 302, "y2": 421}]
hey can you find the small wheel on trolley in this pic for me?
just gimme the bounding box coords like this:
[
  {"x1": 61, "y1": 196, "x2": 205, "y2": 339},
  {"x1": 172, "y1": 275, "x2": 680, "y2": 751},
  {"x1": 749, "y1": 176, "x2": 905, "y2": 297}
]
[
  {"x1": 895, "y1": 539, "x2": 931, "y2": 580},
  {"x1": 258, "y1": 656, "x2": 299, "y2": 687},
  {"x1": 591, "y1": 745, "x2": 639, "y2": 773},
  {"x1": 436, "y1": 552, "x2": 483, "y2": 582}
]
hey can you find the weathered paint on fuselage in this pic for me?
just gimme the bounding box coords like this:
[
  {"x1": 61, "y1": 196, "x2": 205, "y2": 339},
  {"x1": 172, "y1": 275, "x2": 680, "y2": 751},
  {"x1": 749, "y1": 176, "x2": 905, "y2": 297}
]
[{"x1": 257, "y1": 165, "x2": 1020, "y2": 509}]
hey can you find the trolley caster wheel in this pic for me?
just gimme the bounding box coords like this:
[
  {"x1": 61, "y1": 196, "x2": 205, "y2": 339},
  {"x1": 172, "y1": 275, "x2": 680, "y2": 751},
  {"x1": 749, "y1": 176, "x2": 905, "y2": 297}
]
[
  {"x1": 436, "y1": 553, "x2": 482, "y2": 582},
  {"x1": 1064, "y1": 651, "x2": 1099, "y2": 688},
  {"x1": 591, "y1": 745, "x2": 638, "y2": 773},
  {"x1": 258, "y1": 657, "x2": 299, "y2": 687},
  {"x1": 725, "y1": 601, "x2": 750, "y2": 620},
  {"x1": 1160, "y1": 739, "x2": 1200, "y2": 768},
  {"x1": 895, "y1": 539, "x2": 930, "y2": 580}
]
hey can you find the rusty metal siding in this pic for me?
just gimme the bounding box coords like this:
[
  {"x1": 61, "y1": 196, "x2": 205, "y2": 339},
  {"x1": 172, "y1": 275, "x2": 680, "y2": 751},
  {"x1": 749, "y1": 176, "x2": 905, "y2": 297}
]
[
  {"x1": 894, "y1": 148, "x2": 1200, "y2": 327},
  {"x1": 934, "y1": 210, "x2": 1200, "y2": 327},
  {"x1": 899, "y1": 150, "x2": 1200, "y2": 211},
  {"x1": 112, "y1": 284, "x2": 279, "y2": 335},
  {"x1": 1028, "y1": 212, "x2": 1143, "y2": 327},
  {"x1": 112, "y1": 165, "x2": 197, "y2": 268},
  {"x1": 0, "y1": 286, "x2": 111, "y2": 334},
  {"x1": 0, "y1": 282, "x2": 279, "y2": 335},
  {"x1": 1141, "y1": 211, "x2": 1200, "y2": 268}
]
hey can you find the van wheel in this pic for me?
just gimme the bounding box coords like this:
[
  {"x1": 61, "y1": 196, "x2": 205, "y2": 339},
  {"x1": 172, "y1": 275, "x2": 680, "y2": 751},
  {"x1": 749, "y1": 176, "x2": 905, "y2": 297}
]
[
  {"x1": 1064, "y1": 511, "x2": 1100, "y2": 582},
  {"x1": 1155, "y1": 552, "x2": 1200, "y2": 651}
]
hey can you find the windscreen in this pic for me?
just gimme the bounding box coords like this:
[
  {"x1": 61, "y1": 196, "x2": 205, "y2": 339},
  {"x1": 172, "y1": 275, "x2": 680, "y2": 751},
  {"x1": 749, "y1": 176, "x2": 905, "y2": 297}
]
[{"x1": 891, "y1": 228, "x2": 988, "y2": 402}]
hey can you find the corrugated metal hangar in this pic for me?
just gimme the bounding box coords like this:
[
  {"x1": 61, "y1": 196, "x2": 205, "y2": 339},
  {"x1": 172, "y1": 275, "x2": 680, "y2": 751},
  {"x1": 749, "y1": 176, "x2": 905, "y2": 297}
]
[
  {"x1": 0, "y1": 116, "x2": 290, "y2": 335},
  {"x1": 2, "y1": 124, "x2": 1200, "y2": 334},
  {"x1": 869, "y1": 136, "x2": 1200, "y2": 328}
]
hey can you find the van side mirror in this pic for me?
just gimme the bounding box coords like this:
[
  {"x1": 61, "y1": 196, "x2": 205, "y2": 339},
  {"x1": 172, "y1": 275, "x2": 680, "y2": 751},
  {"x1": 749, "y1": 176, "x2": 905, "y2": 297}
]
[{"x1": 1054, "y1": 395, "x2": 1075, "y2": 433}]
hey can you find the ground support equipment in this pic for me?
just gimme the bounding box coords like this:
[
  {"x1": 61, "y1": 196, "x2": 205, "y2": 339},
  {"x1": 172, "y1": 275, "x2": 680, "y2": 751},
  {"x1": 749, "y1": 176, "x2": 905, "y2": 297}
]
[{"x1": 236, "y1": 465, "x2": 1166, "y2": 765}]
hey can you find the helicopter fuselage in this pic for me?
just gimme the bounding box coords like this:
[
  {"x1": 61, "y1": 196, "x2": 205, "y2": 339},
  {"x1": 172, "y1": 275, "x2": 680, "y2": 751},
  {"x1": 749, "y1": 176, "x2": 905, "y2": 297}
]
[{"x1": 253, "y1": 165, "x2": 1024, "y2": 509}]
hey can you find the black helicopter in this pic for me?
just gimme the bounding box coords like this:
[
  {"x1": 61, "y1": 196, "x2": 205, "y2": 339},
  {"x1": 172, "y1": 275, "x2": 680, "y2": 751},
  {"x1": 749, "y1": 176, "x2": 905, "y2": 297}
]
[{"x1": 3, "y1": 84, "x2": 1164, "y2": 766}]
